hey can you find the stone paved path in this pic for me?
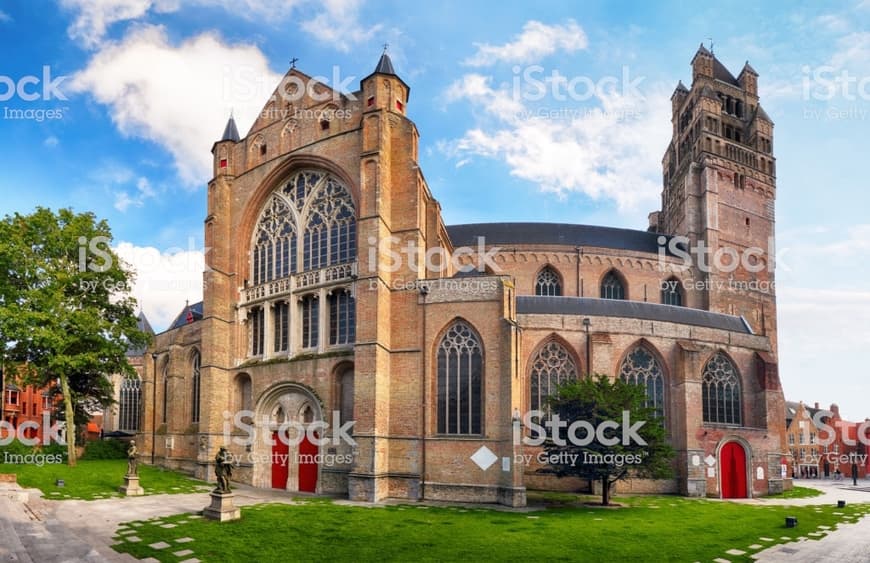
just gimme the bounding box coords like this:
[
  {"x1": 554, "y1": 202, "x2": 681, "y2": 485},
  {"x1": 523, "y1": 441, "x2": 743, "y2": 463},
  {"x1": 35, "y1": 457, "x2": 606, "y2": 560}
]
[
  {"x1": 0, "y1": 482, "x2": 302, "y2": 563},
  {"x1": 752, "y1": 479, "x2": 870, "y2": 562}
]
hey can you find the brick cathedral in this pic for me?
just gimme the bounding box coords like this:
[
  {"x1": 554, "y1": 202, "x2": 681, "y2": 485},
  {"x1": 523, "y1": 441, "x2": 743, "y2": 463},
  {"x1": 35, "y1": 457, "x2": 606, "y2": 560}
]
[{"x1": 138, "y1": 45, "x2": 787, "y2": 505}]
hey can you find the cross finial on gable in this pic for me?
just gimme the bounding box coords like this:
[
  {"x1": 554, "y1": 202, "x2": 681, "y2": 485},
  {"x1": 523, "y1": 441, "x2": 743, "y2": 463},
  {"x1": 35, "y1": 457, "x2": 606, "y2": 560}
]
[
  {"x1": 382, "y1": 43, "x2": 389, "y2": 54},
  {"x1": 289, "y1": 57, "x2": 299, "y2": 69}
]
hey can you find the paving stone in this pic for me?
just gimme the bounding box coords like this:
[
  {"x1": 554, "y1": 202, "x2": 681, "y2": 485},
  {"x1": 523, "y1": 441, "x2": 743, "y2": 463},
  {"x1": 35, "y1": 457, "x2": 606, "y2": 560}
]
[
  {"x1": 818, "y1": 525, "x2": 831, "y2": 529},
  {"x1": 149, "y1": 541, "x2": 171, "y2": 549},
  {"x1": 175, "y1": 537, "x2": 195, "y2": 543},
  {"x1": 126, "y1": 536, "x2": 141, "y2": 543},
  {"x1": 179, "y1": 559, "x2": 201, "y2": 563},
  {"x1": 173, "y1": 549, "x2": 194, "y2": 557},
  {"x1": 713, "y1": 558, "x2": 731, "y2": 563},
  {"x1": 759, "y1": 537, "x2": 775, "y2": 542},
  {"x1": 726, "y1": 549, "x2": 746, "y2": 556},
  {"x1": 118, "y1": 529, "x2": 136, "y2": 535},
  {"x1": 160, "y1": 523, "x2": 177, "y2": 528},
  {"x1": 748, "y1": 544, "x2": 762, "y2": 549}
]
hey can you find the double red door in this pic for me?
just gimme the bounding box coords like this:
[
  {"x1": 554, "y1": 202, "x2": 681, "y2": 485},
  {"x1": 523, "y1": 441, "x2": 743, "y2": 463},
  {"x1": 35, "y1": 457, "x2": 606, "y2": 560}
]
[
  {"x1": 720, "y1": 442, "x2": 747, "y2": 498},
  {"x1": 271, "y1": 430, "x2": 318, "y2": 493}
]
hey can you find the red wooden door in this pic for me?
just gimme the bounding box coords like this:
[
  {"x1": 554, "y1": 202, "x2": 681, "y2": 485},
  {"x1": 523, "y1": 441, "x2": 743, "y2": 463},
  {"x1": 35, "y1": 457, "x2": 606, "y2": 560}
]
[
  {"x1": 720, "y1": 442, "x2": 747, "y2": 498},
  {"x1": 298, "y1": 432, "x2": 318, "y2": 493},
  {"x1": 272, "y1": 431, "x2": 289, "y2": 489}
]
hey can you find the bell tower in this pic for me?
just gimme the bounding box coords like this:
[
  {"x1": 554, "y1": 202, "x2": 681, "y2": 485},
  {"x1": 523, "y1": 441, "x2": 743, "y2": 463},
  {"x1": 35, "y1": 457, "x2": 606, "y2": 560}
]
[{"x1": 658, "y1": 45, "x2": 777, "y2": 352}]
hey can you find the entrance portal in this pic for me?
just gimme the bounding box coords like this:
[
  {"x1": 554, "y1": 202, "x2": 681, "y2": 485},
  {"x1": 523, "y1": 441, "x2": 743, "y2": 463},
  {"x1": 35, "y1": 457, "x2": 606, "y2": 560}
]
[{"x1": 720, "y1": 441, "x2": 748, "y2": 498}]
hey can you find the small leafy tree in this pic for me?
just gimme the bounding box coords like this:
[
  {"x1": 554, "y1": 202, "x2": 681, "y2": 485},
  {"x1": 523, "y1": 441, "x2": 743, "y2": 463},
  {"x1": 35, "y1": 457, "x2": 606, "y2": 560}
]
[
  {"x1": 538, "y1": 374, "x2": 674, "y2": 506},
  {"x1": 0, "y1": 207, "x2": 149, "y2": 465}
]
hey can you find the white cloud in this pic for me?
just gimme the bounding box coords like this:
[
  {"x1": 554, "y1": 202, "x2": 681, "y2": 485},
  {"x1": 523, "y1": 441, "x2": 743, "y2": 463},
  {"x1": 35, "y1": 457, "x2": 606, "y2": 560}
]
[
  {"x1": 61, "y1": 0, "x2": 371, "y2": 51},
  {"x1": 0, "y1": 9, "x2": 12, "y2": 22},
  {"x1": 114, "y1": 177, "x2": 157, "y2": 212},
  {"x1": 464, "y1": 20, "x2": 588, "y2": 67},
  {"x1": 440, "y1": 71, "x2": 670, "y2": 213},
  {"x1": 115, "y1": 241, "x2": 204, "y2": 332},
  {"x1": 71, "y1": 25, "x2": 281, "y2": 186},
  {"x1": 61, "y1": 0, "x2": 156, "y2": 48},
  {"x1": 43, "y1": 135, "x2": 60, "y2": 148},
  {"x1": 300, "y1": 0, "x2": 382, "y2": 53}
]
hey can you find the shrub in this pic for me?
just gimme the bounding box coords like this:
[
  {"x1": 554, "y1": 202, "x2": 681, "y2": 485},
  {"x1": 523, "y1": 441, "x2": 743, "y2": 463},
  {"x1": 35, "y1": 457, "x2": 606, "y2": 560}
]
[{"x1": 81, "y1": 438, "x2": 128, "y2": 460}]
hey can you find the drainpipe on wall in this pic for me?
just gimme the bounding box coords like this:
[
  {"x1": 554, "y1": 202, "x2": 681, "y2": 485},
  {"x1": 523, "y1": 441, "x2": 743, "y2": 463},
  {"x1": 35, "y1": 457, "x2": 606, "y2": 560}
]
[{"x1": 419, "y1": 283, "x2": 429, "y2": 502}]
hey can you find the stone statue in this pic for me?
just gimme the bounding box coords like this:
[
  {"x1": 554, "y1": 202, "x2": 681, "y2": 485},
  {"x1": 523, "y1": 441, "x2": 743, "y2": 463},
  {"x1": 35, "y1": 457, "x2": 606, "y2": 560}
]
[
  {"x1": 214, "y1": 446, "x2": 233, "y2": 493},
  {"x1": 126, "y1": 442, "x2": 138, "y2": 476}
]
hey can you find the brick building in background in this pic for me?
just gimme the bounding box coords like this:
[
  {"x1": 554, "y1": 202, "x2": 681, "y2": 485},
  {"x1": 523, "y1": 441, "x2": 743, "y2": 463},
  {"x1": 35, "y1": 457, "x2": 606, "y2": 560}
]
[
  {"x1": 136, "y1": 46, "x2": 787, "y2": 504},
  {"x1": 785, "y1": 401, "x2": 870, "y2": 480},
  {"x1": 1, "y1": 379, "x2": 58, "y2": 444}
]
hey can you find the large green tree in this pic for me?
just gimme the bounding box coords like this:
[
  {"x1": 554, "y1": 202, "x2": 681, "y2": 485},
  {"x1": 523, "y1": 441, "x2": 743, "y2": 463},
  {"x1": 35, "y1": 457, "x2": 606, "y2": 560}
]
[
  {"x1": 0, "y1": 207, "x2": 148, "y2": 465},
  {"x1": 537, "y1": 374, "x2": 674, "y2": 506}
]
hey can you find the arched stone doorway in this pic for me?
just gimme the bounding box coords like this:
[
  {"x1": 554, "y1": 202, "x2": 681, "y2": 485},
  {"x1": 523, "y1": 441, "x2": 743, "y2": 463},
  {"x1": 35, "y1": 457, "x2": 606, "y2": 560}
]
[
  {"x1": 719, "y1": 440, "x2": 749, "y2": 498},
  {"x1": 252, "y1": 384, "x2": 322, "y2": 493}
]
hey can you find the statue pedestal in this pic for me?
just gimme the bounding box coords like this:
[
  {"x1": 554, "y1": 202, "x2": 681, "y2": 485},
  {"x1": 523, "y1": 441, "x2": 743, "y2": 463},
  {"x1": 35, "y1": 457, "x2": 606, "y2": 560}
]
[
  {"x1": 118, "y1": 475, "x2": 144, "y2": 496},
  {"x1": 203, "y1": 490, "x2": 241, "y2": 522}
]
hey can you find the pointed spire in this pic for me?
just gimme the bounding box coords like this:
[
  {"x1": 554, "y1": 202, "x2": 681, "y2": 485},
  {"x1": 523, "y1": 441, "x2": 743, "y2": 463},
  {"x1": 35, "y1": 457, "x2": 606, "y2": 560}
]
[
  {"x1": 137, "y1": 311, "x2": 155, "y2": 336},
  {"x1": 374, "y1": 50, "x2": 396, "y2": 76},
  {"x1": 695, "y1": 42, "x2": 712, "y2": 57},
  {"x1": 740, "y1": 60, "x2": 758, "y2": 77},
  {"x1": 220, "y1": 113, "x2": 240, "y2": 142},
  {"x1": 670, "y1": 80, "x2": 689, "y2": 101}
]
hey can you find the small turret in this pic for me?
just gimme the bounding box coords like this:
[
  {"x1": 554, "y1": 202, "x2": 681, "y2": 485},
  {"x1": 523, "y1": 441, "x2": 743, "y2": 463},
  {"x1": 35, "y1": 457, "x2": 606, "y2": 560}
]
[
  {"x1": 212, "y1": 114, "x2": 239, "y2": 177},
  {"x1": 738, "y1": 61, "x2": 759, "y2": 96},
  {"x1": 691, "y1": 43, "x2": 714, "y2": 82},
  {"x1": 360, "y1": 48, "x2": 410, "y2": 114}
]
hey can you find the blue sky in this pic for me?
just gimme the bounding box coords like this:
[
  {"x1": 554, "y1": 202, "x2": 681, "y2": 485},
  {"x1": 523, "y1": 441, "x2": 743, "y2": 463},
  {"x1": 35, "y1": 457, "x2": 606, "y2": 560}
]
[{"x1": 1, "y1": 0, "x2": 869, "y2": 420}]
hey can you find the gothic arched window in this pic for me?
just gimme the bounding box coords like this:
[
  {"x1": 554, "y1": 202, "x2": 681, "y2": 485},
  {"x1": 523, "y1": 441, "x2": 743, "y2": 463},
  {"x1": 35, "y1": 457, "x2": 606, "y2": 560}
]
[
  {"x1": 252, "y1": 196, "x2": 296, "y2": 286},
  {"x1": 233, "y1": 373, "x2": 252, "y2": 414},
  {"x1": 251, "y1": 169, "x2": 357, "y2": 283},
  {"x1": 191, "y1": 351, "x2": 201, "y2": 423},
  {"x1": 437, "y1": 321, "x2": 483, "y2": 435},
  {"x1": 619, "y1": 346, "x2": 665, "y2": 418},
  {"x1": 161, "y1": 363, "x2": 168, "y2": 425},
  {"x1": 661, "y1": 277, "x2": 683, "y2": 306},
  {"x1": 329, "y1": 288, "x2": 355, "y2": 345},
  {"x1": 535, "y1": 267, "x2": 562, "y2": 296},
  {"x1": 529, "y1": 340, "x2": 577, "y2": 414},
  {"x1": 600, "y1": 270, "x2": 626, "y2": 300},
  {"x1": 702, "y1": 353, "x2": 742, "y2": 425},
  {"x1": 118, "y1": 375, "x2": 141, "y2": 432}
]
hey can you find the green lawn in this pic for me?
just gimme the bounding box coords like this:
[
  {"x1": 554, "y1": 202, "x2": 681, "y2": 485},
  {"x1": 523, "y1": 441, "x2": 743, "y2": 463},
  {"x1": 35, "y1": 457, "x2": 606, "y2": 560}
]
[
  {"x1": 0, "y1": 459, "x2": 211, "y2": 500},
  {"x1": 111, "y1": 496, "x2": 870, "y2": 562},
  {"x1": 766, "y1": 486, "x2": 825, "y2": 499}
]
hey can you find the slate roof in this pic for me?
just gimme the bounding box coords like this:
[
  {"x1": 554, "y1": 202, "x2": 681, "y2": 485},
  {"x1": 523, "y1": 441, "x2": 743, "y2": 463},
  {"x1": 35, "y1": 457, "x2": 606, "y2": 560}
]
[
  {"x1": 712, "y1": 57, "x2": 740, "y2": 86},
  {"x1": 221, "y1": 115, "x2": 240, "y2": 142},
  {"x1": 126, "y1": 311, "x2": 155, "y2": 357},
  {"x1": 167, "y1": 301, "x2": 204, "y2": 331},
  {"x1": 446, "y1": 223, "x2": 672, "y2": 255},
  {"x1": 516, "y1": 296, "x2": 753, "y2": 334},
  {"x1": 373, "y1": 52, "x2": 396, "y2": 76}
]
